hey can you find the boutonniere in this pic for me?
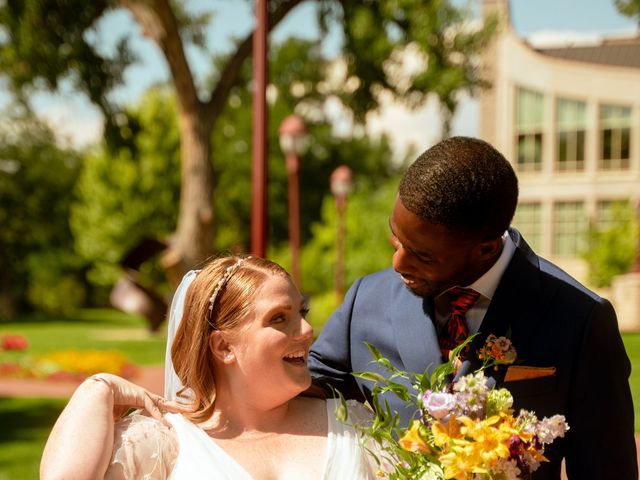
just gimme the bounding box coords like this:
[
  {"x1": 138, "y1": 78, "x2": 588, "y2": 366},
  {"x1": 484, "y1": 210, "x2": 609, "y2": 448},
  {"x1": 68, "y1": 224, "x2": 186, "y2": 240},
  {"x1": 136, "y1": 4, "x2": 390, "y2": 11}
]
[
  {"x1": 479, "y1": 334, "x2": 557, "y2": 382},
  {"x1": 478, "y1": 334, "x2": 517, "y2": 368},
  {"x1": 450, "y1": 334, "x2": 516, "y2": 378}
]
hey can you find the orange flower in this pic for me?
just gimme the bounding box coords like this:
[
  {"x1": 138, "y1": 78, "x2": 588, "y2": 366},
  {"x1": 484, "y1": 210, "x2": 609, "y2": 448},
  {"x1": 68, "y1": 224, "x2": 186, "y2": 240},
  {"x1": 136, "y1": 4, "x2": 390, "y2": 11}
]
[{"x1": 399, "y1": 420, "x2": 433, "y2": 454}]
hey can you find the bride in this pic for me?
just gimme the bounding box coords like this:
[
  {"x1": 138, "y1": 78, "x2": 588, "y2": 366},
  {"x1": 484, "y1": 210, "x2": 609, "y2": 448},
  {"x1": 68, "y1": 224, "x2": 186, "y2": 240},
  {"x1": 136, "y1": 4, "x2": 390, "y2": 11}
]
[{"x1": 40, "y1": 256, "x2": 376, "y2": 479}]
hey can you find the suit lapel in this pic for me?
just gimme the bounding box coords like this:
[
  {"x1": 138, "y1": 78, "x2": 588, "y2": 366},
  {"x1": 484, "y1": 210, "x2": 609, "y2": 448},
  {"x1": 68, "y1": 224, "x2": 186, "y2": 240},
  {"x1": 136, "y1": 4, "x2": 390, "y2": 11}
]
[
  {"x1": 478, "y1": 229, "x2": 546, "y2": 359},
  {"x1": 392, "y1": 292, "x2": 442, "y2": 375}
]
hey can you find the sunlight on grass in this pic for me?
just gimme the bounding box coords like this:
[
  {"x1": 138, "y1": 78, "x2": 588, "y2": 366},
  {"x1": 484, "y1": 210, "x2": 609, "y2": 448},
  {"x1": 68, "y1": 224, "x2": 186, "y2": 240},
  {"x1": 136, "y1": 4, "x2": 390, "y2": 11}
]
[
  {"x1": 0, "y1": 309, "x2": 167, "y2": 365},
  {"x1": 622, "y1": 333, "x2": 640, "y2": 432},
  {"x1": 0, "y1": 397, "x2": 66, "y2": 480}
]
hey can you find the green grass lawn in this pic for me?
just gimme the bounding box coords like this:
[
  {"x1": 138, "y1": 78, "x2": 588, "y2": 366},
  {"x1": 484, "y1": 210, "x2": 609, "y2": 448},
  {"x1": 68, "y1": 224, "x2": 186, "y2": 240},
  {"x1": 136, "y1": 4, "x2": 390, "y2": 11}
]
[
  {"x1": 0, "y1": 312, "x2": 639, "y2": 478},
  {"x1": 623, "y1": 332, "x2": 640, "y2": 432},
  {"x1": 0, "y1": 309, "x2": 166, "y2": 479},
  {"x1": 0, "y1": 397, "x2": 67, "y2": 480},
  {"x1": 0, "y1": 308, "x2": 167, "y2": 366}
]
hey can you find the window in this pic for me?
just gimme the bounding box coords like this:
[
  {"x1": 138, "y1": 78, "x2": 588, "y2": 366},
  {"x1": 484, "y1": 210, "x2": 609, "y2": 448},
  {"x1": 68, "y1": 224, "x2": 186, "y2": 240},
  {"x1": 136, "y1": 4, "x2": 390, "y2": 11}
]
[
  {"x1": 553, "y1": 202, "x2": 586, "y2": 256},
  {"x1": 515, "y1": 88, "x2": 544, "y2": 172},
  {"x1": 599, "y1": 105, "x2": 631, "y2": 170},
  {"x1": 596, "y1": 200, "x2": 632, "y2": 231},
  {"x1": 513, "y1": 203, "x2": 542, "y2": 252},
  {"x1": 556, "y1": 98, "x2": 586, "y2": 172}
]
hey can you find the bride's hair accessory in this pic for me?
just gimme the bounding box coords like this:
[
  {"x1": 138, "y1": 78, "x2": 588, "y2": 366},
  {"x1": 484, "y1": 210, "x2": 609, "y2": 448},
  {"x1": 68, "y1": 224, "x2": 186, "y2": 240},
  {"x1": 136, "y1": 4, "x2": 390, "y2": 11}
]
[{"x1": 208, "y1": 256, "x2": 251, "y2": 327}]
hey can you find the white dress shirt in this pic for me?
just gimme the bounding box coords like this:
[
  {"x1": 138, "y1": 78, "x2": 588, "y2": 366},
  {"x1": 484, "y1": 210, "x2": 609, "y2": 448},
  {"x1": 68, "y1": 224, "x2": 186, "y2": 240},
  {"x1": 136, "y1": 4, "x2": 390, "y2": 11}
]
[{"x1": 434, "y1": 232, "x2": 516, "y2": 334}]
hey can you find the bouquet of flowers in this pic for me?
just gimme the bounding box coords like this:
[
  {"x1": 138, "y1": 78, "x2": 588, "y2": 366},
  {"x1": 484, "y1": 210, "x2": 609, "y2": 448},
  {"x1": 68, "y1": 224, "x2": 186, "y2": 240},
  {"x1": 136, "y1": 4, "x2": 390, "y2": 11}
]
[{"x1": 337, "y1": 335, "x2": 568, "y2": 480}]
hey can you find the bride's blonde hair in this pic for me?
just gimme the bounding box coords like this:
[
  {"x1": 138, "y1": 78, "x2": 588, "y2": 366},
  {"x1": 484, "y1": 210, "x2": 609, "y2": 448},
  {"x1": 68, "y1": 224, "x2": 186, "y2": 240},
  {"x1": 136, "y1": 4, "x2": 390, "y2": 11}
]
[{"x1": 170, "y1": 255, "x2": 290, "y2": 421}]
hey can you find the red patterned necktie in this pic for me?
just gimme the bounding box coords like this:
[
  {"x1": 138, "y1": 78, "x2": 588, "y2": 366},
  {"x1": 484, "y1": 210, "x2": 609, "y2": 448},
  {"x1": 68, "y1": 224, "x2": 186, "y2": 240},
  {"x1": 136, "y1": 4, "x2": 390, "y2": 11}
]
[{"x1": 439, "y1": 287, "x2": 480, "y2": 361}]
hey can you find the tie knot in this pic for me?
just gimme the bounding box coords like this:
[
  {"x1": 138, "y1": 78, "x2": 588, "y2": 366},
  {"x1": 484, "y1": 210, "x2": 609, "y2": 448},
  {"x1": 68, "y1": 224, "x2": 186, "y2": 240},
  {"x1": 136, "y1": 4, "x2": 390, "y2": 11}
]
[{"x1": 448, "y1": 287, "x2": 480, "y2": 316}]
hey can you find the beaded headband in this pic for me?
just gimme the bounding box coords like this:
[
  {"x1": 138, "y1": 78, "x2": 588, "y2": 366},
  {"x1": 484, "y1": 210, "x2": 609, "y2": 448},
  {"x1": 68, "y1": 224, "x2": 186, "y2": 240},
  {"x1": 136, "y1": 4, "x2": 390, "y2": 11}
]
[{"x1": 207, "y1": 256, "x2": 251, "y2": 328}]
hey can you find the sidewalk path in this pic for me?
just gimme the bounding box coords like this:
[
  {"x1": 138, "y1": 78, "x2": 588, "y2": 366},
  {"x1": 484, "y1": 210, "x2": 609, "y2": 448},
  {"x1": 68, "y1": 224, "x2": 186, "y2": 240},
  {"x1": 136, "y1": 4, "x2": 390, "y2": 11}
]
[{"x1": 0, "y1": 364, "x2": 165, "y2": 398}]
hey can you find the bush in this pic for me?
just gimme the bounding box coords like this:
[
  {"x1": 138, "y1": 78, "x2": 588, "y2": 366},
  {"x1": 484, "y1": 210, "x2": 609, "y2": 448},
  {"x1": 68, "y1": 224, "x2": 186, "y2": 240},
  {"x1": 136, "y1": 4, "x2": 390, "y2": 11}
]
[{"x1": 582, "y1": 202, "x2": 638, "y2": 288}]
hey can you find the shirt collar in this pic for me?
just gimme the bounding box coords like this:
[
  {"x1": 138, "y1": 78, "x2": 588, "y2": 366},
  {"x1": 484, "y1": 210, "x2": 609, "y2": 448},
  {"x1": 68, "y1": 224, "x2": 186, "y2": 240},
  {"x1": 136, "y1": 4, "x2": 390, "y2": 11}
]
[{"x1": 467, "y1": 231, "x2": 515, "y2": 301}]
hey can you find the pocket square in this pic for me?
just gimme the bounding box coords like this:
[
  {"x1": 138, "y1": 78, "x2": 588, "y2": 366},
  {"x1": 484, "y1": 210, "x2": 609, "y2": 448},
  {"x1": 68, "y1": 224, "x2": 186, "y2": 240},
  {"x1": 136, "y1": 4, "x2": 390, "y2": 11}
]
[{"x1": 504, "y1": 365, "x2": 556, "y2": 382}]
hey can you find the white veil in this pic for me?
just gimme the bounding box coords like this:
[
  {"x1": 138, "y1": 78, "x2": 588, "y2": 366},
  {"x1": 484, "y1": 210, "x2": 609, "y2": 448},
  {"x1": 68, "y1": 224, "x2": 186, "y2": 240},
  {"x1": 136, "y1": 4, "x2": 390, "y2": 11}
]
[{"x1": 164, "y1": 269, "x2": 199, "y2": 401}]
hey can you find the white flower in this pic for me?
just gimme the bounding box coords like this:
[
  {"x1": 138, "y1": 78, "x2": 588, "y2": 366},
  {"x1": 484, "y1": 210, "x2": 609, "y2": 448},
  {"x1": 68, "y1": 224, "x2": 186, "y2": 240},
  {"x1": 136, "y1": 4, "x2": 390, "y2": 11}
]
[
  {"x1": 536, "y1": 415, "x2": 570, "y2": 444},
  {"x1": 492, "y1": 458, "x2": 521, "y2": 480},
  {"x1": 423, "y1": 392, "x2": 456, "y2": 420},
  {"x1": 453, "y1": 371, "x2": 489, "y2": 396},
  {"x1": 521, "y1": 451, "x2": 541, "y2": 472},
  {"x1": 494, "y1": 336, "x2": 513, "y2": 352}
]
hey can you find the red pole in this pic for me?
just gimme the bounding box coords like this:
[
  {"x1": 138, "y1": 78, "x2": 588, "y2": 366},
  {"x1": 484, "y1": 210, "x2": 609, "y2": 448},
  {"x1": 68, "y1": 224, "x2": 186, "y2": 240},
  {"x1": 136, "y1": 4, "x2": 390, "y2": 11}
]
[
  {"x1": 286, "y1": 152, "x2": 301, "y2": 287},
  {"x1": 251, "y1": 0, "x2": 268, "y2": 257},
  {"x1": 330, "y1": 165, "x2": 353, "y2": 301},
  {"x1": 335, "y1": 195, "x2": 346, "y2": 300}
]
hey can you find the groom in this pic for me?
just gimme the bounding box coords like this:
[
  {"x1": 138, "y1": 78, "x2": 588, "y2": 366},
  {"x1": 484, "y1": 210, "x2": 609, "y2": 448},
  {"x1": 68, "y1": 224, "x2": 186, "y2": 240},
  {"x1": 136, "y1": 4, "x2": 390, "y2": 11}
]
[{"x1": 308, "y1": 136, "x2": 637, "y2": 479}]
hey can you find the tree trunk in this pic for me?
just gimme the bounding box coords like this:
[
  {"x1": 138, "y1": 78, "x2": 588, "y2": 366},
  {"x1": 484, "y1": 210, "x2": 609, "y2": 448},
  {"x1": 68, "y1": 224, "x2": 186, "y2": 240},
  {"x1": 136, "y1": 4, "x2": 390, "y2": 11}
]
[
  {"x1": 0, "y1": 268, "x2": 15, "y2": 318},
  {"x1": 121, "y1": 0, "x2": 307, "y2": 280},
  {"x1": 171, "y1": 108, "x2": 215, "y2": 273}
]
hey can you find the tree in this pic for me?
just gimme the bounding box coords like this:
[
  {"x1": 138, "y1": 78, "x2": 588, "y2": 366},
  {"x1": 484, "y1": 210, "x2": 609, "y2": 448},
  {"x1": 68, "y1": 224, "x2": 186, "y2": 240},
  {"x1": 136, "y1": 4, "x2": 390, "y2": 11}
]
[
  {"x1": 614, "y1": 0, "x2": 640, "y2": 25},
  {"x1": 71, "y1": 38, "x2": 400, "y2": 300},
  {"x1": 581, "y1": 202, "x2": 638, "y2": 288},
  {"x1": 278, "y1": 172, "x2": 403, "y2": 329},
  {"x1": 0, "y1": 0, "x2": 496, "y2": 273},
  {"x1": 0, "y1": 110, "x2": 84, "y2": 316},
  {"x1": 70, "y1": 87, "x2": 181, "y2": 301}
]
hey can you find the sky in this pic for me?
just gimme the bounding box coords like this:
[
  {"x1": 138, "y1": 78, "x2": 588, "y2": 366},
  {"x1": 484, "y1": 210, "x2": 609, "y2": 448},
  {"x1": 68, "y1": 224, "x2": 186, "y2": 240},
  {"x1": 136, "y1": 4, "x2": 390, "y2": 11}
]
[{"x1": 13, "y1": 0, "x2": 638, "y2": 154}]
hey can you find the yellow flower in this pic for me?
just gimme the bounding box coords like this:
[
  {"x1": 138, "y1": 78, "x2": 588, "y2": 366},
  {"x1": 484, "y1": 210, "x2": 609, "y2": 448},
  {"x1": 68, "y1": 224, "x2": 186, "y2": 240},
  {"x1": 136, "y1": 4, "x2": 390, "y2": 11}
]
[
  {"x1": 432, "y1": 415, "x2": 464, "y2": 448},
  {"x1": 399, "y1": 420, "x2": 433, "y2": 453},
  {"x1": 436, "y1": 415, "x2": 520, "y2": 478}
]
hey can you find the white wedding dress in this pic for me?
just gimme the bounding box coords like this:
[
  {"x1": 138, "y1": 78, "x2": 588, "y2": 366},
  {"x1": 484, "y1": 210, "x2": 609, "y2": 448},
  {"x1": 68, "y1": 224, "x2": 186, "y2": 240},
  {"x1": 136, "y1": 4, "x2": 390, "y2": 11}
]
[{"x1": 106, "y1": 398, "x2": 377, "y2": 479}]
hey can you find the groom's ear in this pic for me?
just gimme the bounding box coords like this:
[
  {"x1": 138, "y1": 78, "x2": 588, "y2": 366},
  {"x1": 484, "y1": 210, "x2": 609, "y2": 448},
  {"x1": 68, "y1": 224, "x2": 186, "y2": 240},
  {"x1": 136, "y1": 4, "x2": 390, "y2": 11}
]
[
  {"x1": 476, "y1": 236, "x2": 502, "y2": 261},
  {"x1": 209, "y1": 332, "x2": 235, "y2": 364}
]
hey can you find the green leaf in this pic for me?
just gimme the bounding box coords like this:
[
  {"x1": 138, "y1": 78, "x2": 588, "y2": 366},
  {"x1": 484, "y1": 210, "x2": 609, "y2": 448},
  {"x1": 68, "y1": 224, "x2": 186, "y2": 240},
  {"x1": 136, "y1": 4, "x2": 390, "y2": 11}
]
[{"x1": 353, "y1": 371, "x2": 387, "y2": 383}]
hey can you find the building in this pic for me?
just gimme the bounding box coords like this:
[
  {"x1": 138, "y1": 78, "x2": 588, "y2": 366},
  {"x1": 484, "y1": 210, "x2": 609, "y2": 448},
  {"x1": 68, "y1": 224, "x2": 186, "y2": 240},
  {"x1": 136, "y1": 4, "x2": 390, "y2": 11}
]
[{"x1": 479, "y1": 0, "x2": 640, "y2": 285}]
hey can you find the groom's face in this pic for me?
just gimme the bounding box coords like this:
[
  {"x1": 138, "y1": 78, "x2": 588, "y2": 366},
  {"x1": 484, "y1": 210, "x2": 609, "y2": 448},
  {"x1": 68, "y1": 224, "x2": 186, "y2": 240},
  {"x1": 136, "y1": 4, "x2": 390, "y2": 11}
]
[{"x1": 389, "y1": 197, "x2": 487, "y2": 298}]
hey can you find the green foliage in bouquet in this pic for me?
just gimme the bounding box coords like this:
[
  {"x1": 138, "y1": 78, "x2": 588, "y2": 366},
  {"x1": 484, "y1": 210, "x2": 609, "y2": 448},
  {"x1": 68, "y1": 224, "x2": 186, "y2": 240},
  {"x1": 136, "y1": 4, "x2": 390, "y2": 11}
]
[{"x1": 335, "y1": 336, "x2": 569, "y2": 480}]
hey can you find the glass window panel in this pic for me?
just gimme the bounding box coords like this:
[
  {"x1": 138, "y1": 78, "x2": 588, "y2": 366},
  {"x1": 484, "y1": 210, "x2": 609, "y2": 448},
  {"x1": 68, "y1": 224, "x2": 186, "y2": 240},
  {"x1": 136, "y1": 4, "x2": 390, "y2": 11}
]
[
  {"x1": 576, "y1": 130, "x2": 585, "y2": 161},
  {"x1": 621, "y1": 128, "x2": 630, "y2": 161},
  {"x1": 600, "y1": 105, "x2": 632, "y2": 169},
  {"x1": 513, "y1": 203, "x2": 542, "y2": 252},
  {"x1": 596, "y1": 200, "x2": 630, "y2": 230},
  {"x1": 515, "y1": 87, "x2": 544, "y2": 172},
  {"x1": 555, "y1": 98, "x2": 585, "y2": 172},
  {"x1": 553, "y1": 202, "x2": 587, "y2": 256}
]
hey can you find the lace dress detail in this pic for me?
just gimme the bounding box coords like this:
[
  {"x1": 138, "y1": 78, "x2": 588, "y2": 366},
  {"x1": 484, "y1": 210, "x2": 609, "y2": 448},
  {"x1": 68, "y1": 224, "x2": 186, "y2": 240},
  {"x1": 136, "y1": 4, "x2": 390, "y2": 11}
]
[
  {"x1": 106, "y1": 413, "x2": 179, "y2": 480},
  {"x1": 105, "y1": 400, "x2": 377, "y2": 479}
]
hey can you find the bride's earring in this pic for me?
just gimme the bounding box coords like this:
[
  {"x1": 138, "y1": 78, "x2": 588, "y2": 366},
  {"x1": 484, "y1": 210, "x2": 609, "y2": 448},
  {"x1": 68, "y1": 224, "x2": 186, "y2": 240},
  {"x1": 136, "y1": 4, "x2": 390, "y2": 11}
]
[{"x1": 210, "y1": 331, "x2": 235, "y2": 363}]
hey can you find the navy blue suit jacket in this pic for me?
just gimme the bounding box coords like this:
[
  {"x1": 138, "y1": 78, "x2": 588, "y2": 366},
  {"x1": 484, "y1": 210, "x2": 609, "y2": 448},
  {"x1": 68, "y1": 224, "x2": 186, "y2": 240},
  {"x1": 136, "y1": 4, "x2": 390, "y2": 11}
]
[{"x1": 309, "y1": 229, "x2": 637, "y2": 479}]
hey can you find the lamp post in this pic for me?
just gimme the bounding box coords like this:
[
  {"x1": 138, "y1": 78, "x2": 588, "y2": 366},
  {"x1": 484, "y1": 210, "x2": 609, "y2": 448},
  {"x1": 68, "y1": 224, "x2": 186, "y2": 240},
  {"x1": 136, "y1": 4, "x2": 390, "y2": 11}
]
[
  {"x1": 279, "y1": 114, "x2": 309, "y2": 288},
  {"x1": 330, "y1": 165, "x2": 353, "y2": 300},
  {"x1": 251, "y1": 0, "x2": 268, "y2": 257}
]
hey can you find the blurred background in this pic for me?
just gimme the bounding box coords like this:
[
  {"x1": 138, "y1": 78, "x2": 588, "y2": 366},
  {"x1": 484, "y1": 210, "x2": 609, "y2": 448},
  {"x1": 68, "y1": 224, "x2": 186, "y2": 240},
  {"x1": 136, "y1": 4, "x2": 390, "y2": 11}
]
[{"x1": 0, "y1": 0, "x2": 639, "y2": 477}]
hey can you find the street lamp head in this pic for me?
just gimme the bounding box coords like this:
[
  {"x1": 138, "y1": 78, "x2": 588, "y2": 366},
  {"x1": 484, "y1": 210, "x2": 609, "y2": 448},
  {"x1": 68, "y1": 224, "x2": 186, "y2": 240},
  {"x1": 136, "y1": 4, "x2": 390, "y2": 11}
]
[
  {"x1": 278, "y1": 114, "x2": 309, "y2": 156},
  {"x1": 330, "y1": 165, "x2": 353, "y2": 199}
]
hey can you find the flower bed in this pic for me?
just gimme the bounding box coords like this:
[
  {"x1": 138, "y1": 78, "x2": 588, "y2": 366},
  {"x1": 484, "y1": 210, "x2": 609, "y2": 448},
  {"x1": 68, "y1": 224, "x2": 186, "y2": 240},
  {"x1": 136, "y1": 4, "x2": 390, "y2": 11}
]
[{"x1": 0, "y1": 334, "x2": 137, "y2": 381}]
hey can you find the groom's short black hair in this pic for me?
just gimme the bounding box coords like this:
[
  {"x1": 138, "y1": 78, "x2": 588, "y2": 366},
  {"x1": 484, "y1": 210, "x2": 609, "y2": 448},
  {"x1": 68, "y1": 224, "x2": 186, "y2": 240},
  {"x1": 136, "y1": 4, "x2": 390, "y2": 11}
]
[{"x1": 398, "y1": 136, "x2": 519, "y2": 239}]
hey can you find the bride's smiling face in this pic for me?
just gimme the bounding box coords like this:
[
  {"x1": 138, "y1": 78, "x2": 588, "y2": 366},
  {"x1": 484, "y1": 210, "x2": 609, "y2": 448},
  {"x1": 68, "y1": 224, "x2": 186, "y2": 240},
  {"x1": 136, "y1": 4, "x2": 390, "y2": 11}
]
[{"x1": 228, "y1": 274, "x2": 313, "y2": 401}]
